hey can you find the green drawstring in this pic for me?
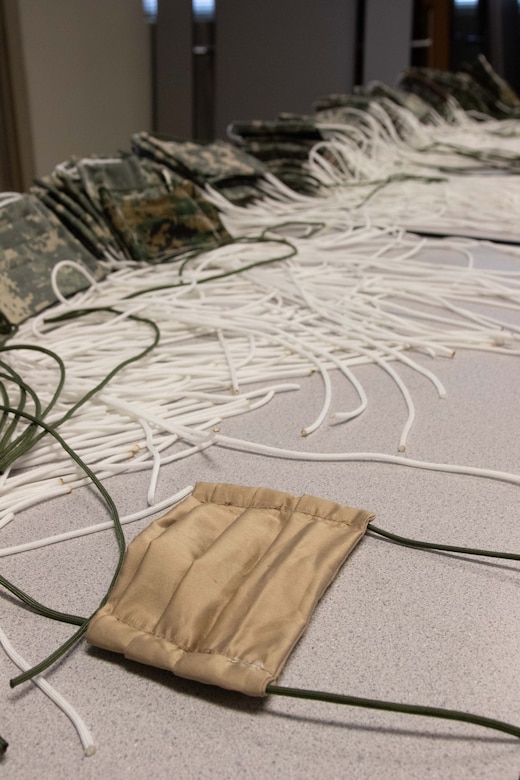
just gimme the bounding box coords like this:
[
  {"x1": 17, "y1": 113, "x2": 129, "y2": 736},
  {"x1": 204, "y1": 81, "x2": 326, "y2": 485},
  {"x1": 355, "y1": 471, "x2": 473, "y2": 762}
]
[
  {"x1": 0, "y1": 310, "x2": 160, "y2": 686},
  {"x1": 268, "y1": 522, "x2": 520, "y2": 740},
  {"x1": 125, "y1": 234, "x2": 298, "y2": 299},
  {"x1": 0, "y1": 345, "x2": 65, "y2": 472},
  {"x1": 366, "y1": 522, "x2": 520, "y2": 562},
  {"x1": 266, "y1": 684, "x2": 520, "y2": 740},
  {"x1": 0, "y1": 574, "x2": 86, "y2": 626},
  {"x1": 0, "y1": 312, "x2": 159, "y2": 475},
  {"x1": 0, "y1": 404, "x2": 124, "y2": 687},
  {"x1": 28, "y1": 310, "x2": 160, "y2": 433}
]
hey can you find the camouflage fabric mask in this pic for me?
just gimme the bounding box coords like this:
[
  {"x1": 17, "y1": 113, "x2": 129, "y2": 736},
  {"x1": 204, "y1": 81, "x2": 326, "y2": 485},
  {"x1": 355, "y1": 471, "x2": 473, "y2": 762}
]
[
  {"x1": 99, "y1": 178, "x2": 231, "y2": 262},
  {"x1": 463, "y1": 54, "x2": 520, "y2": 112},
  {"x1": 34, "y1": 154, "x2": 231, "y2": 263},
  {"x1": 133, "y1": 133, "x2": 265, "y2": 183},
  {"x1": 40, "y1": 162, "x2": 130, "y2": 259},
  {"x1": 32, "y1": 178, "x2": 108, "y2": 259},
  {"x1": 76, "y1": 154, "x2": 180, "y2": 213},
  {"x1": 132, "y1": 133, "x2": 267, "y2": 204},
  {"x1": 0, "y1": 194, "x2": 104, "y2": 326},
  {"x1": 241, "y1": 140, "x2": 317, "y2": 161},
  {"x1": 312, "y1": 94, "x2": 373, "y2": 114},
  {"x1": 228, "y1": 119, "x2": 325, "y2": 194},
  {"x1": 230, "y1": 118, "x2": 322, "y2": 141},
  {"x1": 86, "y1": 482, "x2": 373, "y2": 696},
  {"x1": 398, "y1": 66, "x2": 513, "y2": 119},
  {"x1": 358, "y1": 82, "x2": 440, "y2": 124}
]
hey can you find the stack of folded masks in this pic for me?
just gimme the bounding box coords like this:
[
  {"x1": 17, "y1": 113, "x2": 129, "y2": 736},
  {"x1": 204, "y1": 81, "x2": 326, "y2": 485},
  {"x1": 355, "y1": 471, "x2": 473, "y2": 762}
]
[
  {"x1": 0, "y1": 193, "x2": 105, "y2": 330},
  {"x1": 132, "y1": 132, "x2": 267, "y2": 205}
]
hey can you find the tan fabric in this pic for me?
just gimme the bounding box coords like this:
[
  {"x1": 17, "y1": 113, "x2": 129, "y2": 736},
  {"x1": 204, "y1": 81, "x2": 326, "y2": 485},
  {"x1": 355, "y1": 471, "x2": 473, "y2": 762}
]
[{"x1": 86, "y1": 482, "x2": 374, "y2": 696}]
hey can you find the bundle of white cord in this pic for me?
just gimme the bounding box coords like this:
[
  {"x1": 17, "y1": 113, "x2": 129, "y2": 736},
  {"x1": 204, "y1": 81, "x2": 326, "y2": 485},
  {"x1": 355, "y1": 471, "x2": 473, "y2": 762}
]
[
  {"x1": 2, "y1": 224, "x2": 519, "y2": 530},
  {"x1": 230, "y1": 100, "x2": 520, "y2": 242}
]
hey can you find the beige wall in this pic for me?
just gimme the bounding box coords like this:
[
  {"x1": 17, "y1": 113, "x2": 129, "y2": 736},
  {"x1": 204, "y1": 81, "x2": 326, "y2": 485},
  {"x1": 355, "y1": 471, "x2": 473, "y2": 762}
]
[{"x1": 16, "y1": 0, "x2": 151, "y2": 177}]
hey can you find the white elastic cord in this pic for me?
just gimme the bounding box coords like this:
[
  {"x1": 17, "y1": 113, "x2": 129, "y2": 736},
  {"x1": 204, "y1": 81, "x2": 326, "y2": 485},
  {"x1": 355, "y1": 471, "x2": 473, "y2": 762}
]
[
  {"x1": 214, "y1": 434, "x2": 520, "y2": 487},
  {"x1": 0, "y1": 485, "x2": 194, "y2": 558},
  {"x1": 50, "y1": 260, "x2": 103, "y2": 305},
  {"x1": 2, "y1": 184, "x2": 519, "y2": 525},
  {"x1": 0, "y1": 627, "x2": 96, "y2": 756}
]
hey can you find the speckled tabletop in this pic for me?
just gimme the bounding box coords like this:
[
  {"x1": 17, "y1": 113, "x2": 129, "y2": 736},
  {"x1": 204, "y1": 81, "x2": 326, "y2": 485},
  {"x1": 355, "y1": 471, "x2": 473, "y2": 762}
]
[{"x1": 1, "y1": 245, "x2": 520, "y2": 780}]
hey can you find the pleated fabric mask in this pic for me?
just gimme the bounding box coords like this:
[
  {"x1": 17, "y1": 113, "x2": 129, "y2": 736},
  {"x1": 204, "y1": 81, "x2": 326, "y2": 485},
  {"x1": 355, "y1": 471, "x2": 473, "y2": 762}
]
[{"x1": 86, "y1": 482, "x2": 374, "y2": 696}]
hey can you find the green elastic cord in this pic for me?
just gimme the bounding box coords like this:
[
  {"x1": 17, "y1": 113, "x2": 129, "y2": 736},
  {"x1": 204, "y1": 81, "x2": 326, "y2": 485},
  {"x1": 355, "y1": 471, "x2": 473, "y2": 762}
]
[
  {"x1": 352, "y1": 172, "x2": 447, "y2": 209},
  {"x1": 0, "y1": 310, "x2": 159, "y2": 471},
  {"x1": 0, "y1": 345, "x2": 66, "y2": 472},
  {"x1": 268, "y1": 523, "x2": 520, "y2": 740},
  {"x1": 124, "y1": 235, "x2": 298, "y2": 299},
  {"x1": 35, "y1": 308, "x2": 160, "y2": 429},
  {"x1": 266, "y1": 685, "x2": 520, "y2": 740},
  {"x1": 0, "y1": 405, "x2": 124, "y2": 688},
  {"x1": 366, "y1": 523, "x2": 520, "y2": 562},
  {"x1": 0, "y1": 574, "x2": 86, "y2": 626},
  {"x1": 0, "y1": 345, "x2": 66, "y2": 420},
  {"x1": 0, "y1": 309, "x2": 159, "y2": 684},
  {"x1": 0, "y1": 366, "x2": 41, "y2": 463},
  {"x1": 259, "y1": 221, "x2": 326, "y2": 240}
]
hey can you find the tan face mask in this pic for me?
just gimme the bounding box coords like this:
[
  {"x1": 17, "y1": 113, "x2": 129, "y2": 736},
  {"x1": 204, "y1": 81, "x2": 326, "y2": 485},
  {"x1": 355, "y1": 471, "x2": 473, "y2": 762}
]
[{"x1": 86, "y1": 482, "x2": 373, "y2": 696}]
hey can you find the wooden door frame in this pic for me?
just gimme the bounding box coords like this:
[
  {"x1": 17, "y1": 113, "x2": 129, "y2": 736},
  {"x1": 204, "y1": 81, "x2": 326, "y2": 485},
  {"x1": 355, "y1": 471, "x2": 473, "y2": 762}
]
[
  {"x1": 0, "y1": 0, "x2": 34, "y2": 191},
  {"x1": 413, "y1": 0, "x2": 452, "y2": 70}
]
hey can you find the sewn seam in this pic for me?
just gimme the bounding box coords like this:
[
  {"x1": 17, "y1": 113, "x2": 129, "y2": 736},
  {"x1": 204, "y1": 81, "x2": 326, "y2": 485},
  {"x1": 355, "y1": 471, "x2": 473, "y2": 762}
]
[{"x1": 110, "y1": 614, "x2": 272, "y2": 675}]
